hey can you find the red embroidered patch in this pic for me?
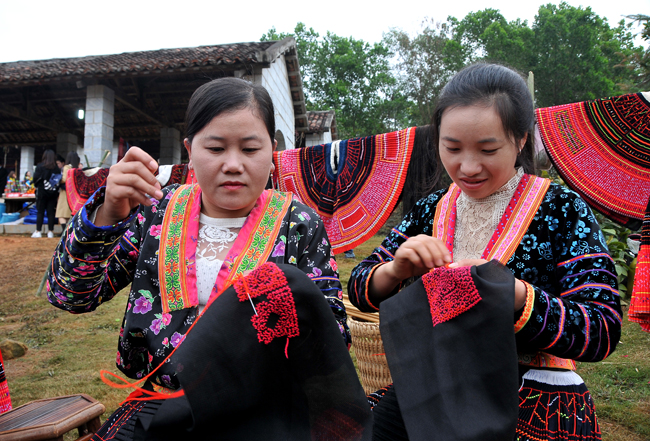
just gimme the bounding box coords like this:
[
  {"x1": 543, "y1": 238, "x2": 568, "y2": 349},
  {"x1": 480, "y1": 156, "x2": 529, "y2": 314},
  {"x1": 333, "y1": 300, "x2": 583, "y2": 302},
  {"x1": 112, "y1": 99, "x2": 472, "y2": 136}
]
[
  {"x1": 422, "y1": 266, "x2": 481, "y2": 328},
  {"x1": 234, "y1": 263, "x2": 299, "y2": 344}
]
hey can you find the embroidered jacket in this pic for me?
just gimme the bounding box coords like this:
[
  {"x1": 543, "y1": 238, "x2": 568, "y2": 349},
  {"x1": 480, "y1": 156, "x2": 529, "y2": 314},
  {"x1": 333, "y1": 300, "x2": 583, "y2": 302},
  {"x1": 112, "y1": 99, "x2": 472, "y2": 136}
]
[
  {"x1": 349, "y1": 182, "x2": 622, "y2": 366},
  {"x1": 47, "y1": 185, "x2": 349, "y2": 388}
]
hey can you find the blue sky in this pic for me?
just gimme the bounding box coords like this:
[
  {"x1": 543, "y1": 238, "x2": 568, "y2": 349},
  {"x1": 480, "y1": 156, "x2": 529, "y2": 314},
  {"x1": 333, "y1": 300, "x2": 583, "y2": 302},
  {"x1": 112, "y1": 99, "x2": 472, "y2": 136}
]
[{"x1": 0, "y1": 0, "x2": 647, "y2": 63}]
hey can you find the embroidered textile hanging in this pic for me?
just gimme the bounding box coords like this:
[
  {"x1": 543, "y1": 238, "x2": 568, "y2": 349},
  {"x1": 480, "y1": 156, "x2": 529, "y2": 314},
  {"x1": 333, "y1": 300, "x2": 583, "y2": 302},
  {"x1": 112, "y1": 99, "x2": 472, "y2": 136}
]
[
  {"x1": 536, "y1": 92, "x2": 650, "y2": 229},
  {"x1": 66, "y1": 168, "x2": 110, "y2": 216},
  {"x1": 630, "y1": 197, "x2": 650, "y2": 332},
  {"x1": 273, "y1": 127, "x2": 415, "y2": 254}
]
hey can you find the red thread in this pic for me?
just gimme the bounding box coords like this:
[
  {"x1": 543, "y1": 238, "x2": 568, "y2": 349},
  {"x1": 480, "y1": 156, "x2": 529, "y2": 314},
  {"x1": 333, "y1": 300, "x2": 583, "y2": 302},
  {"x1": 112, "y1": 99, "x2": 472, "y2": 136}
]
[{"x1": 422, "y1": 266, "x2": 481, "y2": 328}]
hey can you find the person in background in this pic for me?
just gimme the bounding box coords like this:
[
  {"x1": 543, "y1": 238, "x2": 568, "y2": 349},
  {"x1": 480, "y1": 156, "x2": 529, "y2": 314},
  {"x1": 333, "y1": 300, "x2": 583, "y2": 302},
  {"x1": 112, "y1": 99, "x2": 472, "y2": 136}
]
[
  {"x1": 23, "y1": 171, "x2": 32, "y2": 187},
  {"x1": 6, "y1": 171, "x2": 17, "y2": 192},
  {"x1": 32, "y1": 150, "x2": 61, "y2": 238},
  {"x1": 55, "y1": 152, "x2": 80, "y2": 227}
]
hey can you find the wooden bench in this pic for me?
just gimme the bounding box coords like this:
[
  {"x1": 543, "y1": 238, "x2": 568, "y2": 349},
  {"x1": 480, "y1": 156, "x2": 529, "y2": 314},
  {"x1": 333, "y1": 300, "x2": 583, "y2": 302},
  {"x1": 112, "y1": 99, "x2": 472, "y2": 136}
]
[{"x1": 0, "y1": 394, "x2": 105, "y2": 441}]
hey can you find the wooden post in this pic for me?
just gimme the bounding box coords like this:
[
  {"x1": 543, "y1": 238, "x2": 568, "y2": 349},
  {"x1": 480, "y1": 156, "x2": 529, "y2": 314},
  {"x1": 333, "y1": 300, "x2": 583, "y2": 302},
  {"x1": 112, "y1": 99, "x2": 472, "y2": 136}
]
[{"x1": 527, "y1": 71, "x2": 535, "y2": 103}]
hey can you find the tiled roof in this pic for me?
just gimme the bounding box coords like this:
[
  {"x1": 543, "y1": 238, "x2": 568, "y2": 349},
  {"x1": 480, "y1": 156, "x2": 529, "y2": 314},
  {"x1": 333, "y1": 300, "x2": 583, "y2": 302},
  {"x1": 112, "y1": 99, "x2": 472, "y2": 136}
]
[
  {"x1": 307, "y1": 110, "x2": 335, "y2": 133},
  {"x1": 0, "y1": 41, "x2": 278, "y2": 84}
]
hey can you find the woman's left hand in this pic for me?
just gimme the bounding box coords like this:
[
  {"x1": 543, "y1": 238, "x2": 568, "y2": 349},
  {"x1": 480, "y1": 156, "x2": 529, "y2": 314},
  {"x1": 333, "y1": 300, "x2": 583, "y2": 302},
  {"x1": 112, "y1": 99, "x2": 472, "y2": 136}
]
[{"x1": 448, "y1": 259, "x2": 527, "y2": 311}]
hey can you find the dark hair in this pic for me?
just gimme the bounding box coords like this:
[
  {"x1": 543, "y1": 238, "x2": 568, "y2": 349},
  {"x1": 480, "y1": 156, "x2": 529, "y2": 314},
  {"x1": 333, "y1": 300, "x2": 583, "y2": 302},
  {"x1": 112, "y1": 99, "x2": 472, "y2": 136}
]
[
  {"x1": 42, "y1": 149, "x2": 57, "y2": 169},
  {"x1": 185, "y1": 77, "x2": 275, "y2": 144},
  {"x1": 66, "y1": 151, "x2": 80, "y2": 168},
  {"x1": 428, "y1": 63, "x2": 536, "y2": 190}
]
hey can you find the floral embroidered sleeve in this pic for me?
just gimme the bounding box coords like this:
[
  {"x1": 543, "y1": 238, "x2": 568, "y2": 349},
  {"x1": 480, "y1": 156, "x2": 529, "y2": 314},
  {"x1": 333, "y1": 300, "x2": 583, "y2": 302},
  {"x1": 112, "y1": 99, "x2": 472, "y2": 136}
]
[
  {"x1": 513, "y1": 186, "x2": 622, "y2": 362},
  {"x1": 280, "y1": 201, "x2": 351, "y2": 346},
  {"x1": 348, "y1": 190, "x2": 447, "y2": 312},
  {"x1": 47, "y1": 187, "x2": 145, "y2": 313}
]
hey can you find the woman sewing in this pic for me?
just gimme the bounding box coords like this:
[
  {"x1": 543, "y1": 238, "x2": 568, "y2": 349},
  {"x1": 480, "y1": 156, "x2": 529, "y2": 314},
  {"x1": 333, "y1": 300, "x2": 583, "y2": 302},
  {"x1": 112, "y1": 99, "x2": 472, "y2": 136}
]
[
  {"x1": 47, "y1": 78, "x2": 360, "y2": 440},
  {"x1": 349, "y1": 64, "x2": 622, "y2": 441}
]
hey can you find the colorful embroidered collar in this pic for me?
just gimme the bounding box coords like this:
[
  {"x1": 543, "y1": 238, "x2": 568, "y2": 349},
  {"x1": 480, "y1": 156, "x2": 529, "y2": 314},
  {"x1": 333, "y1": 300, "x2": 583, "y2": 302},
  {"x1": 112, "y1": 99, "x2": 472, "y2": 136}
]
[{"x1": 159, "y1": 186, "x2": 292, "y2": 313}]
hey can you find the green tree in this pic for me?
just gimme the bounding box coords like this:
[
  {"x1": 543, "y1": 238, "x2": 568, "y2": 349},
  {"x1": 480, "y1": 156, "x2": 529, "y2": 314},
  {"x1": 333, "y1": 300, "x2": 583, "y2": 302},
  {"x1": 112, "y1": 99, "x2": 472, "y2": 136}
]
[
  {"x1": 622, "y1": 14, "x2": 650, "y2": 89},
  {"x1": 449, "y1": 9, "x2": 535, "y2": 73},
  {"x1": 384, "y1": 19, "x2": 456, "y2": 125},
  {"x1": 262, "y1": 24, "x2": 410, "y2": 138},
  {"x1": 532, "y1": 3, "x2": 620, "y2": 106}
]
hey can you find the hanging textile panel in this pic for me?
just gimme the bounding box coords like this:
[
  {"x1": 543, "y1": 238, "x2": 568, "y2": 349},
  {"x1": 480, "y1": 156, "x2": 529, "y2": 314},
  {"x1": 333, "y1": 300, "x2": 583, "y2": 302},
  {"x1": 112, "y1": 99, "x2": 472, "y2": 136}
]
[
  {"x1": 536, "y1": 92, "x2": 650, "y2": 227},
  {"x1": 273, "y1": 127, "x2": 415, "y2": 254}
]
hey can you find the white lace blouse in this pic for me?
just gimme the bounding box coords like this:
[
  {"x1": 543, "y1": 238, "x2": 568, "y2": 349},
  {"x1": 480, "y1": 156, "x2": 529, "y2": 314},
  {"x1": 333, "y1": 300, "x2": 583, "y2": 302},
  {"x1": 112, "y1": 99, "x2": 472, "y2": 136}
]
[
  {"x1": 453, "y1": 168, "x2": 524, "y2": 262},
  {"x1": 195, "y1": 213, "x2": 247, "y2": 311}
]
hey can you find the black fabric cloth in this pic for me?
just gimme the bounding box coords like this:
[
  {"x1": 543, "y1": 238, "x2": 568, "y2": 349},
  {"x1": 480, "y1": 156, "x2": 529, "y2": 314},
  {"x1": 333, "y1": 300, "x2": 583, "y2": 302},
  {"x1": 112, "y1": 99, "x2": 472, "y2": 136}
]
[
  {"x1": 133, "y1": 263, "x2": 372, "y2": 441},
  {"x1": 378, "y1": 261, "x2": 519, "y2": 441},
  {"x1": 369, "y1": 385, "x2": 408, "y2": 441}
]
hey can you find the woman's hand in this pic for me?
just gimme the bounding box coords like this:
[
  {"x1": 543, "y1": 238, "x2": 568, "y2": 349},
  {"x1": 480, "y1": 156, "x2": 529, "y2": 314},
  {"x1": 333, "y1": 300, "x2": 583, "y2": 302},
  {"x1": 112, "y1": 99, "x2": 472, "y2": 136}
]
[
  {"x1": 450, "y1": 259, "x2": 528, "y2": 311},
  {"x1": 387, "y1": 235, "x2": 452, "y2": 280},
  {"x1": 95, "y1": 147, "x2": 163, "y2": 226},
  {"x1": 369, "y1": 235, "x2": 452, "y2": 303}
]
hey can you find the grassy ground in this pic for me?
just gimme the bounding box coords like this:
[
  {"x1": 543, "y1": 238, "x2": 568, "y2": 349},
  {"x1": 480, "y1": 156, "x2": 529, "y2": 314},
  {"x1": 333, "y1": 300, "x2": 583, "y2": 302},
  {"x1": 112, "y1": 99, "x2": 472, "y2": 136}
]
[{"x1": 1, "y1": 234, "x2": 649, "y2": 440}]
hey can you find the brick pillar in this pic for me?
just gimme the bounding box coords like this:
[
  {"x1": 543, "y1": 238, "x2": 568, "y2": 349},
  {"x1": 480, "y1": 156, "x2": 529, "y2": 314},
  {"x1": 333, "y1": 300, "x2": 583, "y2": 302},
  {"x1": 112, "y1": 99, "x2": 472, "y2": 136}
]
[
  {"x1": 19, "y1": 146, "x2": 35, "y2": 182},
  {"x1": 56, "y1": 133, "x2": 78, "y2": 159},
  {"x1": 83, "y1": 85, "x2": 114, "y2": 167},
  {"x1": 159, "y1": 127, "x2": 181, "y2": 165}
]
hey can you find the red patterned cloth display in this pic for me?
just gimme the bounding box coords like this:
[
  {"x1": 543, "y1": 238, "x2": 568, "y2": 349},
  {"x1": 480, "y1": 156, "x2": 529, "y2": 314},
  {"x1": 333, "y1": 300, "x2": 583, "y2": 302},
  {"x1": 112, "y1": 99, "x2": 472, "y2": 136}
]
[
  {"x1": 630, "y1": 198, "x2": 650, "y2": 332},
  {"x1": 66, "y1": 168, "x2": 110, "y2": 216},
  {"x1": 0, "y1": 348, "x2": 11, "y2": 414},
  {"x1": 536, "y1": 92, "x2": 650, "y2": 229},
  {"x1": 273, "y1": 128, "x2": 414, "y2": 254}
]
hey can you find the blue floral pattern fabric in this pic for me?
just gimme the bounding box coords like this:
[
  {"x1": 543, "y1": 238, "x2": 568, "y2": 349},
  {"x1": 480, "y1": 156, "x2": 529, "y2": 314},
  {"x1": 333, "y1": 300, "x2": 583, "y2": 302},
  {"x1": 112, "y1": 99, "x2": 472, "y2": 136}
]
[
  {"x1": 47, "y1": 185, "x2": 349, "y2": 389},
  {"x1": 348, "y1": 183, "x2": 621, "y2": 363}
]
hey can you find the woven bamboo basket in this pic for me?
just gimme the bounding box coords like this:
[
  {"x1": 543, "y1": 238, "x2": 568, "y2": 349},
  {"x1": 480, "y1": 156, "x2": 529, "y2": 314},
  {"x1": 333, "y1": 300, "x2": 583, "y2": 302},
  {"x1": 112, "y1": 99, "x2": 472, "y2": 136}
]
[{"x1": 348, "y1": 317, "x2": 392, "y2": 395}]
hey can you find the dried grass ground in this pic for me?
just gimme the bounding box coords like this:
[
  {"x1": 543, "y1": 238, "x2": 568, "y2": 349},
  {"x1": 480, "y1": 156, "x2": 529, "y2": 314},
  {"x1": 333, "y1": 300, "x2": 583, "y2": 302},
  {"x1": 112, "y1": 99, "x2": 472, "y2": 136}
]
[{"x1": 1, "y1": 234, "x2": 648, "y2": 440}]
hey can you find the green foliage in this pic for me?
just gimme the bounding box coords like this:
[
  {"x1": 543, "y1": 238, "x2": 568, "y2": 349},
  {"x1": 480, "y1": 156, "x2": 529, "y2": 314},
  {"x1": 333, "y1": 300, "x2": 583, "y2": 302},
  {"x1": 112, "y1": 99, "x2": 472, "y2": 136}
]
[
  {"x1": 532, "y1": 3, "x2": 620, "y2": 106},
  {"x1": 383, "y1": 20, "x2": 456, "y2": 125},
  {"x1": 622, "y1": 14, "x2": 650, "y2": 90},
  {"x1": 449, "y1": 9, "x2": 535, "y2": 73},
  {"x1": 262, "y1": 24, "x2": 410, "y2": 138},
  {"x1": 596, "y1": 212, "x2": 634, "y2": 298}
]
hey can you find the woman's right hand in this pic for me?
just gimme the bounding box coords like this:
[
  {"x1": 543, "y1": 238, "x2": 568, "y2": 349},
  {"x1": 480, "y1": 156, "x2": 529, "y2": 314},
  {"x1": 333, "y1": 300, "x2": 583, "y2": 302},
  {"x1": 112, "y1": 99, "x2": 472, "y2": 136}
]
[
  {"x1": 369, "y1": 235, "x2": 452, "y2": 303},
  {"x1": 386, "y1": 235, "x2": 452, "y2": 280},
  {"x1": 94, "y1": 147, "x2": 163, "y2": 227}
]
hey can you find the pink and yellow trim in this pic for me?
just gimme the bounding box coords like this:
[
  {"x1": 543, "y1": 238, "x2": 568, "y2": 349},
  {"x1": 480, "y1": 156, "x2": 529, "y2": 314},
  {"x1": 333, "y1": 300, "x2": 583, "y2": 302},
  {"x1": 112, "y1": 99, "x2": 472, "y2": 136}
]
[
  {"x1": 432, "y1": 175, "x2": 550, "y2": 265},
  {"x1": 432, "y1": 184, "x2": 461, "y2": 256},
  {"x1": 159, "y1": 187, "x2": 292, "y2": 313},
  {"x1": 159, "y1": 185, "x2": 201, "y2": 313},
  {"x1": 517, "y1": 352, "x2": 576, "y2": 370},
  {"x1": 215, "y1": 190, "x2": 292, "y2": 294}
]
